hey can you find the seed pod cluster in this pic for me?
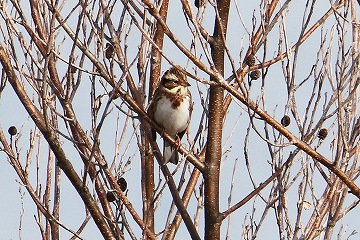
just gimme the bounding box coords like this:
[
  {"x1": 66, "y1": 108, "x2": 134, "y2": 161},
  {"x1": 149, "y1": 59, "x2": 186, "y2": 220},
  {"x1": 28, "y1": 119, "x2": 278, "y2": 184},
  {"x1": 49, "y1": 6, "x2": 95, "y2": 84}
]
[
  {"x1": 250, "y1": 70, "x2": 261, "y2": 80},
  {"x1": 106, "y1": 191, "x2": 117, "y2": 202},
  {"x1": 8, "y1": 126, "x2": 17, "y2": 136},
  {"x1": 318, "y1": 128, "x2": 328, "y2": 140},
  {"x1": 106, "y1": 177, "x2": 128, "y2": 202},
  {"x1": 245, "y1": 54, "x2": 256, "y2": 67},
  {"x1": 117, "y1": 177, "x2": 127, "y2": 192},
  {"x1": 194, "y1": 0, "x2": 205, "y2": 8},
  {"x1": 281, "y1": 115, "x2": 291, "y2": 127},
  {"x1": 105, "y1": 43, "x2": 114, "y2": 59}
]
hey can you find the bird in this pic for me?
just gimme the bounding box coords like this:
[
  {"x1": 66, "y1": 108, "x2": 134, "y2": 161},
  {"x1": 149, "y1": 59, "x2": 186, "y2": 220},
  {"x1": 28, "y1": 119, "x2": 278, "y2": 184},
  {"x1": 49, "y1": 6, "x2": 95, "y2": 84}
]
[{"x1": 147, "y1": 66, "x2": 193, "y2": 164}]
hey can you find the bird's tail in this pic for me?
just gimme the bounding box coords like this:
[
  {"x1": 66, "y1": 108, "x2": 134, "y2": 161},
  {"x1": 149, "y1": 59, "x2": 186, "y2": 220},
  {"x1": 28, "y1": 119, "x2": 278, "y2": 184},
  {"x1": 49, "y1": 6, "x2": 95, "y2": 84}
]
[{"x1": 163, "y1": 140, "x2": 179, "y2": 164}]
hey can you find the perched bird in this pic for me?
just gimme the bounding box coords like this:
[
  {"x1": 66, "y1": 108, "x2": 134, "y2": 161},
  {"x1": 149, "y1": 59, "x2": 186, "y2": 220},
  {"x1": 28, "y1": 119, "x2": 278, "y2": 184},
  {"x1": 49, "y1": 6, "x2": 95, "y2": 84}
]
[{"x1": 148, "y1": 66, "x2": 193, "y2": 164}]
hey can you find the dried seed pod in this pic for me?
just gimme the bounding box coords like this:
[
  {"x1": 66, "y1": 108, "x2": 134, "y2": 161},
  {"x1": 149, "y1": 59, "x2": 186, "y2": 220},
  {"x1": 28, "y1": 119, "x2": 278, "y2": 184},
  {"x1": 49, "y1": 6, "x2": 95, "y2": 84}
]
[
  {"x1": 117, "y1": 177, "x2": 127, "y2": 192},
  {"x1": 194, "y1": 0, "x2": 205, "y2": 8},
  {"x1": 250, "y1": 70, "x2": 261, "y2": 80},
  {"x1": 105, "y1": 43, "x2": 114, "y2": 59},
  {"x1": 245, "y1": 54, "x2": 255, "y2": 67},
  {"x1": 106, "y1": 191, "x2": 117, "y2": 202},
  {"x1": 318, "y1": 128, "x2": 328, "y2": 140},
  {"x1": 8, "y1": 126, "x2": 17, "y2": 136},
  {"x1": 281, "y1": 115, "x2": 291, "y2": 127}
]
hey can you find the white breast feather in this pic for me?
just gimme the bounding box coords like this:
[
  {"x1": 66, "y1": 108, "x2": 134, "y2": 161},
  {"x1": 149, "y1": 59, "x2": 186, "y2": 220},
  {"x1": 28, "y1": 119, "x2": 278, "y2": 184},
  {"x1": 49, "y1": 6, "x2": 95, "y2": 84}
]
[{"x1": 154, "y1": 97, "x2": 190, "y2": 136}]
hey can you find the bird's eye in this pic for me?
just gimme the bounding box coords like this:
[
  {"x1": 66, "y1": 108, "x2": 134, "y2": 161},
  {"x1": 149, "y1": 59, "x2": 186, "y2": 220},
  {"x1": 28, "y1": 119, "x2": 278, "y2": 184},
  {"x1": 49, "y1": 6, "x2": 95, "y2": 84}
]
[{"x1": 164, "y1": 80, "x2": 177, "y2": 89}]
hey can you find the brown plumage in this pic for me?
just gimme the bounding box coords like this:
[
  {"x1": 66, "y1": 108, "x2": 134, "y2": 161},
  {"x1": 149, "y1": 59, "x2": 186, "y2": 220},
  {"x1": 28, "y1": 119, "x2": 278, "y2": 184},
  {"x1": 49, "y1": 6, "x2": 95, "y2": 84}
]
[{"x1": 148, "y1": 67, "x2": 193, "y2": 164}]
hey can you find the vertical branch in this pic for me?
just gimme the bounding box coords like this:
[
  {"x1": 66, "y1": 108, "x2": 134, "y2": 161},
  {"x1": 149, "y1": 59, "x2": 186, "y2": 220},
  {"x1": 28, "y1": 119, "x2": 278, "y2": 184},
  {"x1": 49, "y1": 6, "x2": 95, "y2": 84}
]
[
  {"x1": 143, "y1": 0, "x2": 170, "y2": 236},
  {"x1": 52, "y1": 161, "x2": 61, "y2": 240},
  {"x1": 204, "y1": 1, "x2": 230, "y2": 240}
]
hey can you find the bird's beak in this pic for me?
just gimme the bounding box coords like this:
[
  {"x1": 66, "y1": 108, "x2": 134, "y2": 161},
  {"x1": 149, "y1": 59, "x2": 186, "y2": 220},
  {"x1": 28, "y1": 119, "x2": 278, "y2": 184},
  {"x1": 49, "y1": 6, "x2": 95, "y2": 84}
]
[{"x1": 183, "y1": 82, "x2": 191, "y2": 87}]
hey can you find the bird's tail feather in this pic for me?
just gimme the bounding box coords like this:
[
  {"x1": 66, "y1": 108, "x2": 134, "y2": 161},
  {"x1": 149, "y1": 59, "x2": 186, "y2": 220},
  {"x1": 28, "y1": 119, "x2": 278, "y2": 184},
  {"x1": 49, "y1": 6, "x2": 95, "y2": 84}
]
[{"x1": 163, "y1": 140, "x2": 179, "y2": 164}]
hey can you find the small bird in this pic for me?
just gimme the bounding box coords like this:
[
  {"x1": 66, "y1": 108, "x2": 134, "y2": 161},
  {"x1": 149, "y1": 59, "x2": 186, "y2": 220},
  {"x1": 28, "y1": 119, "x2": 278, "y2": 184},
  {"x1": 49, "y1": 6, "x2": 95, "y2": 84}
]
[{"x1": 148, "y1": 66, "x2": 193, "y2": 164}]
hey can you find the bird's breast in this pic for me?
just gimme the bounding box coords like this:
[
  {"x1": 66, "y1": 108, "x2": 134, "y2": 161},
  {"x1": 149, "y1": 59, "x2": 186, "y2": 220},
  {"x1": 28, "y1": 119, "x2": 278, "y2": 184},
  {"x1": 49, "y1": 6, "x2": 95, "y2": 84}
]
[{"x1": 154, "y1": 96, "x2": 191, "y2": 136}]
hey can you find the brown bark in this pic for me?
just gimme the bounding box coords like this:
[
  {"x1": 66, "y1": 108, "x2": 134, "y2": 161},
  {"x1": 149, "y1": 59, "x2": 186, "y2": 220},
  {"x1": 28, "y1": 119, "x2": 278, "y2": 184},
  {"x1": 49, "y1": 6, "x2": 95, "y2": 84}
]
[{"x1": 204, "y1": 0, "x2": 231, "y2": 239}]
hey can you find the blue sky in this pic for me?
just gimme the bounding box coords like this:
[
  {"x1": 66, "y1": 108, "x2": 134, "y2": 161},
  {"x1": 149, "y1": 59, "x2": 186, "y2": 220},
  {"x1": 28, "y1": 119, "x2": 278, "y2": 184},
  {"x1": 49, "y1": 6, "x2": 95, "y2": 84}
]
[{"x1": 0, "y1": 1, "x2": 359, "y2": 239}]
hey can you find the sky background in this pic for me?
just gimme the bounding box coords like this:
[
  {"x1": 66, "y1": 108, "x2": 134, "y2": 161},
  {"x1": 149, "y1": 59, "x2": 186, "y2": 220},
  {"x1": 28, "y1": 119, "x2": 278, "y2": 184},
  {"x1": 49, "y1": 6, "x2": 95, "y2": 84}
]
[{"x1": 0, "y1": 1, "x2": 359, "y2": 239}]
